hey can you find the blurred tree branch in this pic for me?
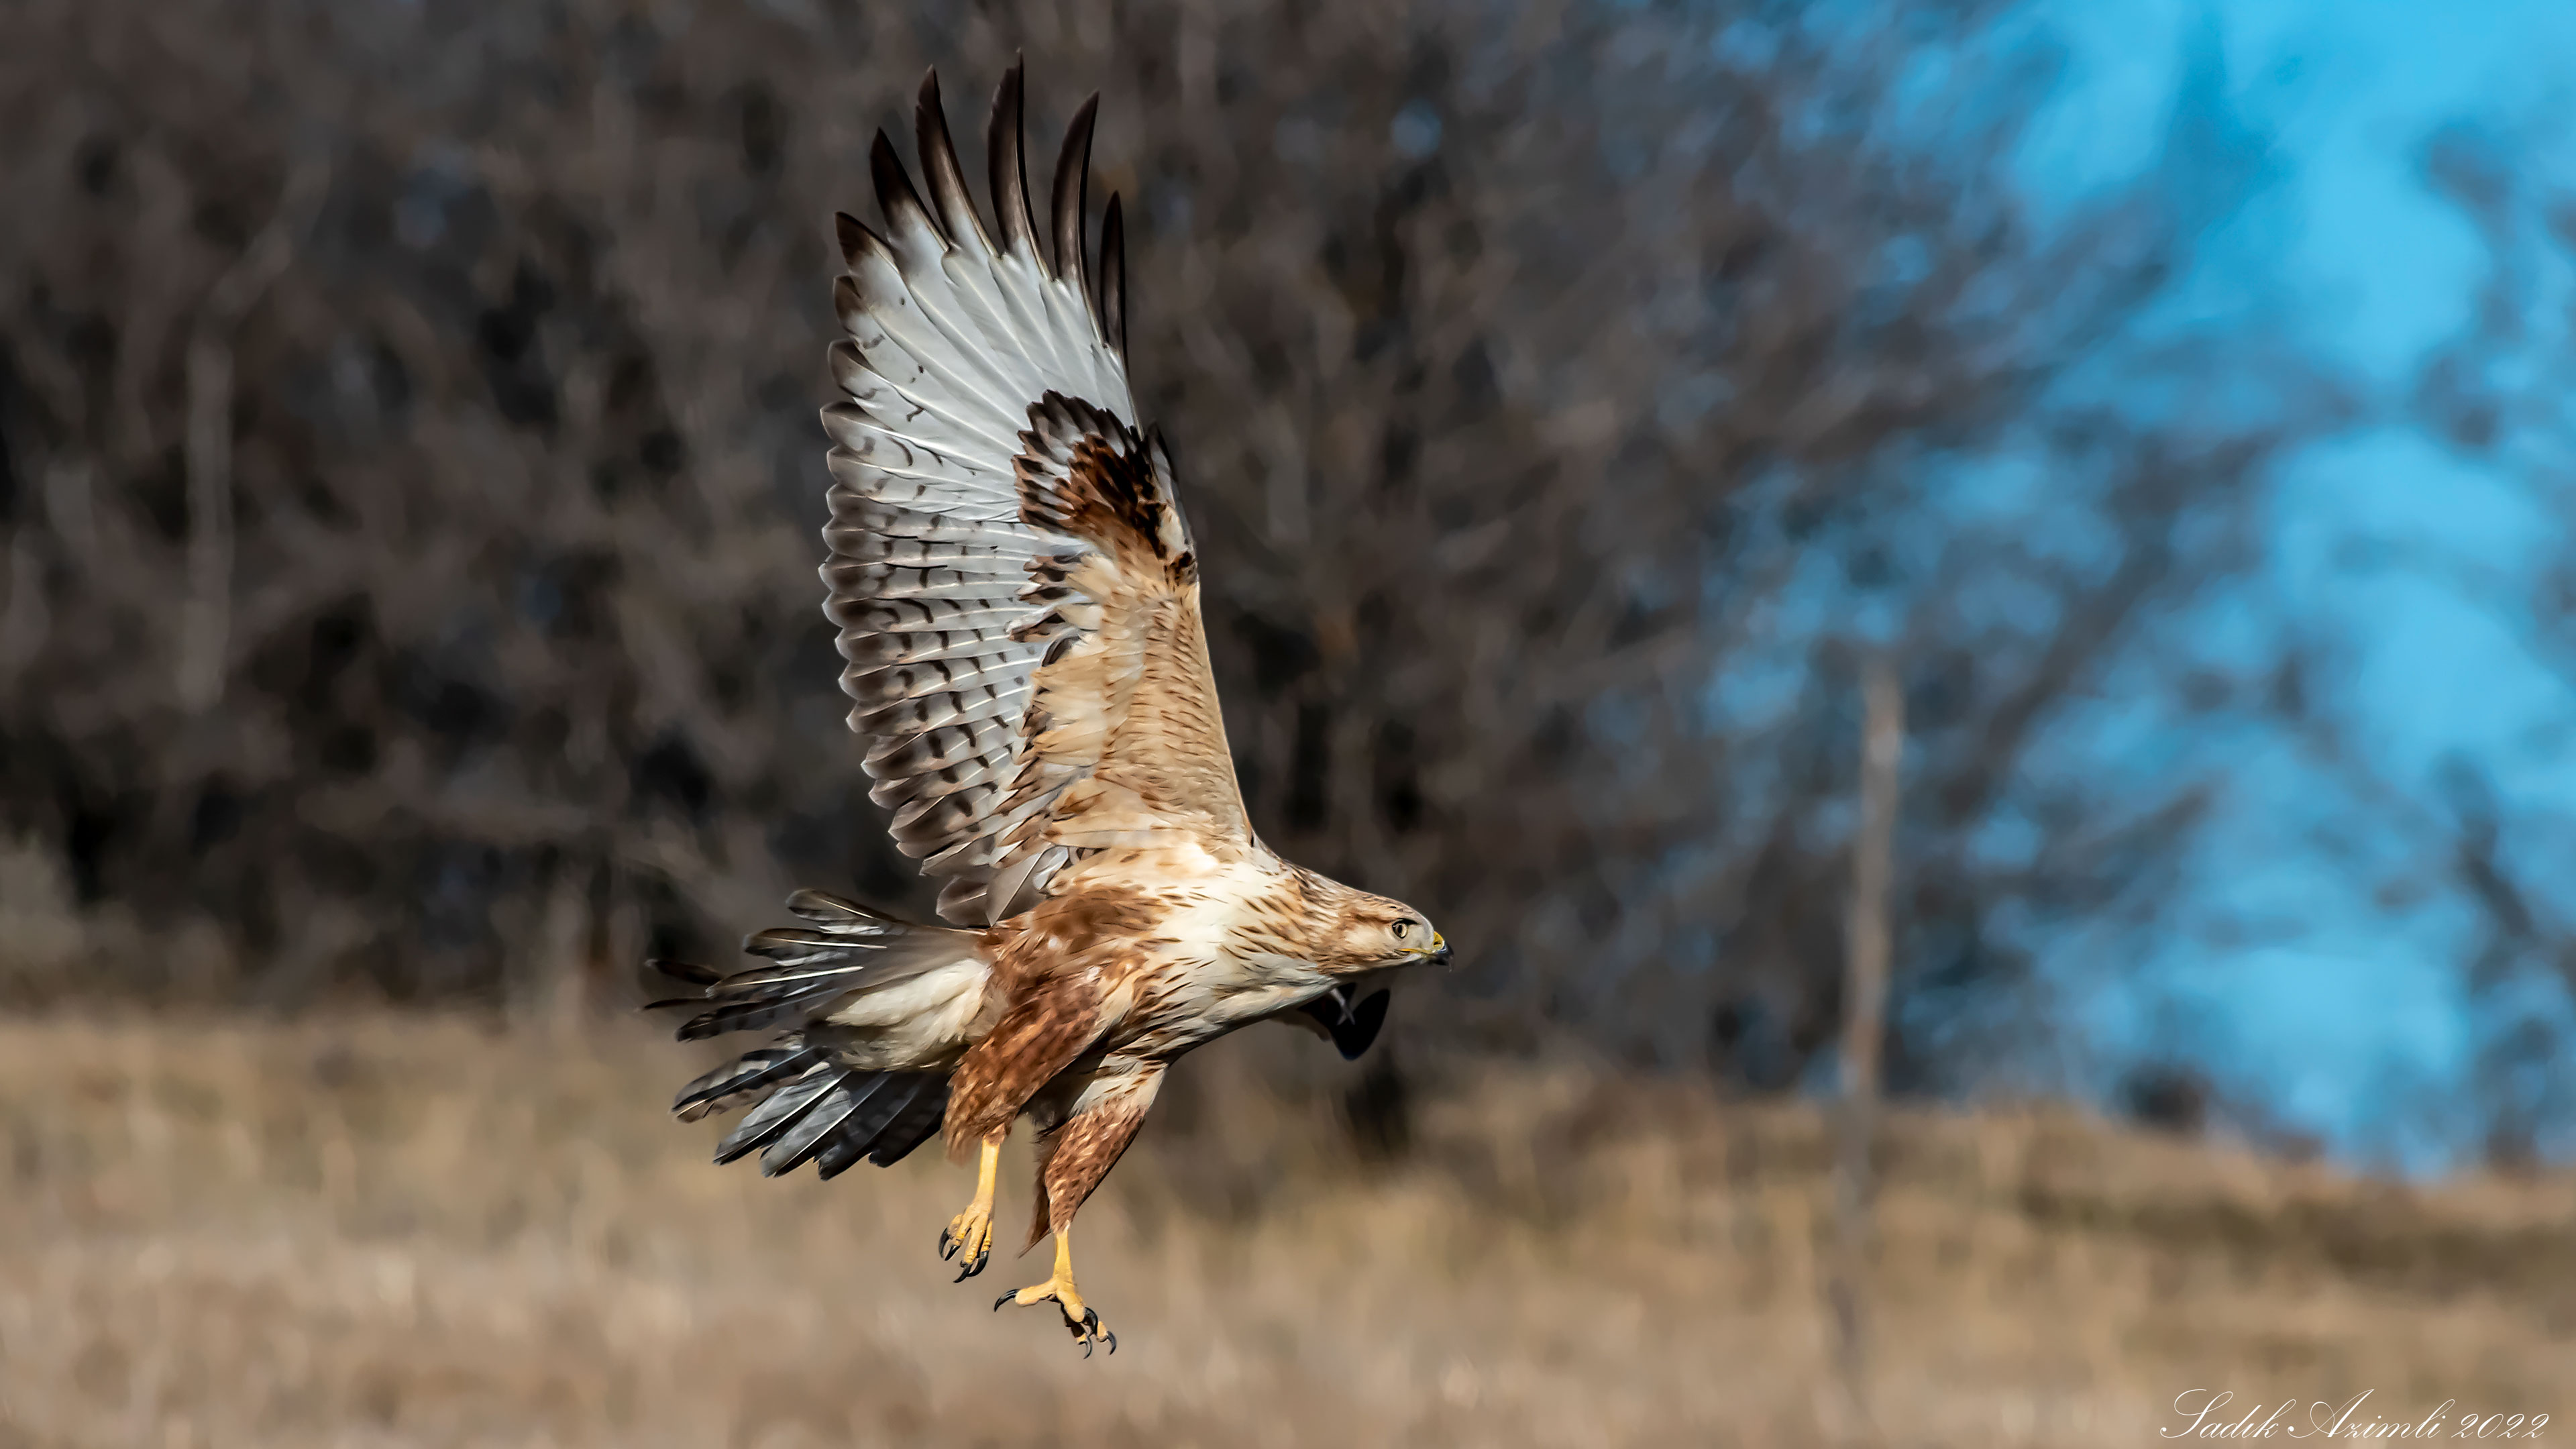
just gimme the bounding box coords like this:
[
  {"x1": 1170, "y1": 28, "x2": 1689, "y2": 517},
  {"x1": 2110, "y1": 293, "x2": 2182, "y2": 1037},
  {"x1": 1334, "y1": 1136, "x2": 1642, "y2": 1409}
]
[
  {"x1": 0, "y1": 0, "x2": 2337, "y2": 1104},
  {"x1": 2295, "y1": 114, "x2": 2576, "y2": 1165},
  {"x1": 180, "y1": 154, "x2": 329, "y2": 713}
]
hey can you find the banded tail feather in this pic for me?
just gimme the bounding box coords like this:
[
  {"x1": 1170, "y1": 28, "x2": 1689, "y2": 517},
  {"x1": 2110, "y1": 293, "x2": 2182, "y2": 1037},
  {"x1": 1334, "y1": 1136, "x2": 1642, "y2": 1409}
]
[
  {"x1": 645, "y1": 888, "x2": 979, "y2": 1042},
  {"x1": 648, "y1": 888, "x2": 987, "y2": 1177},
  {"x1": 680, "y1": 1046, "x2": 950, "y2": 1177}
]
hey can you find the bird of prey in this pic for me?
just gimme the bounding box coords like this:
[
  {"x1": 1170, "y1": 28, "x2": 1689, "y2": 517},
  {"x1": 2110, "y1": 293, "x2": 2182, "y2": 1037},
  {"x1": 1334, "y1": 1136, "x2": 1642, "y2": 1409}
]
[{"x1": 649, "y1": 62, "x2": 1450, "y2": 1355}]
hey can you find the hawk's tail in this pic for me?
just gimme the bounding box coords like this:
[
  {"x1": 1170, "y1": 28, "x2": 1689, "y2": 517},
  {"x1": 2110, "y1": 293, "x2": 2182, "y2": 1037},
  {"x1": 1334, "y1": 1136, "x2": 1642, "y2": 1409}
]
[
  {"x1": 646, "y1": 888, "x2": 983, "y2": 1178},
  {"x1": 645, "y1": 887, "x2": 979, "y2": 1041},
  {"x1": 669, "y1": 1048, "x2": 950, "y2": 1178}
]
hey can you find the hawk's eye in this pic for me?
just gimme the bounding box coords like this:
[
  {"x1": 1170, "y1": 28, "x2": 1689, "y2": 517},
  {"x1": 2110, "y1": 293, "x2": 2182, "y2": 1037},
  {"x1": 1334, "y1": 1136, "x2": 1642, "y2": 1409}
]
[{"x1": 1392, "y1": 920, "x2": 1416, "y2": 941}]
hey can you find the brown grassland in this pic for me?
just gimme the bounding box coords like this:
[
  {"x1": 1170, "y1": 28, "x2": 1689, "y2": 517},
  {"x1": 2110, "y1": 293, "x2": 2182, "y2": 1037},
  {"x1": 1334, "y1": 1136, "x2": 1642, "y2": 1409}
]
[{"x1": 0, "y1": 1014, "x2": 2567, "y2": 1448}]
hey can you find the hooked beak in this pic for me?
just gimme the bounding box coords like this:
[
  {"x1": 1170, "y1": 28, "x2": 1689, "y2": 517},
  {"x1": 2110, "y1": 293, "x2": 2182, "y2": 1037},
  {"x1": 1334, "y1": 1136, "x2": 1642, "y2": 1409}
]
[{"x1": 1424, "y1": 930, "x2": 1451, "y2": 967}]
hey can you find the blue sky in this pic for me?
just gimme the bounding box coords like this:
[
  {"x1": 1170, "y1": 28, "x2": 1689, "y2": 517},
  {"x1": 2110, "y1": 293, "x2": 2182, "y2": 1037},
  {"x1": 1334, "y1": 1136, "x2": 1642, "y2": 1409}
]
[{"x1": 2015, "y1": 0, "x2": 2576, "y2": 1170}]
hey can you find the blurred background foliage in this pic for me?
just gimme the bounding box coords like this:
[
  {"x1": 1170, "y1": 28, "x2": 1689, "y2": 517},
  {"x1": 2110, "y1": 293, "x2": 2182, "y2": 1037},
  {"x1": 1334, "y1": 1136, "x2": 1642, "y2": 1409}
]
[
  {"x1": 0, "y1": 0, "x2": 2567, "y2": 1171},
  {"x1": 9, "y1": 2, "x2": 2576, "y2": 1441}
]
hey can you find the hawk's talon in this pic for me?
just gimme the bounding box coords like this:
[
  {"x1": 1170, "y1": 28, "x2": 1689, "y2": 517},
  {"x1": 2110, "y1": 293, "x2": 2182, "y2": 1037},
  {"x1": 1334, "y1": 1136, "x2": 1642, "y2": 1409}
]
[
  {"x1": 1075, "y1": 1307, "x2": 1116, "y2": 1356},
  {"x1": 995, "y1": 1276, "x2": 1113, "y2": 1354},
  {"x1": 940, "y1": 1142, "x2": 1002, "y2": 1283},
  {"x1": 940, "y1": 1203, "x2": 996, "y2": 1278}
]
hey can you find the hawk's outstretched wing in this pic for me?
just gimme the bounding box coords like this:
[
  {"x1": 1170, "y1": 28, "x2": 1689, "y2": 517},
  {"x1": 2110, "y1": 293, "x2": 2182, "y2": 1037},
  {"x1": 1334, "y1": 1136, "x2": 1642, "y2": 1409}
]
[{"x1": 826, "y1": 64, "x2": 1250, "y2": 926}]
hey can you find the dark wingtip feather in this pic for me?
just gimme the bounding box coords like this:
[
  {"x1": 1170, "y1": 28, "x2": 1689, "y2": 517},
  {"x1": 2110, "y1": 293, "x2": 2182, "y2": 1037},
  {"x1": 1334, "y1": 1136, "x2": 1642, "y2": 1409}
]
[
  {"x1": 1099, "y1": 191, "x2": 1127, "y2": 358},
  {"x1": 1143, "y1": 423, "x2": 1179, "y2": 488},
  {"x1": 833, "y1": 211, "x2": 881, "y2": 273},
  {"x1": 1051, "y1": 94, "x2": 1098, "y2": 301},
  {"x1": 915, "y1": 68, "x2": 995, "y2": 256},
  {"x1": 1338, "y1": 989, "x2": 1393, "y2": 1060},
  {"x1": 987, "y1": 58, "x2": 1042, "y2": 267},
  {"x1": 870, "y1": 129, "x2": 945, "y2": 248}
]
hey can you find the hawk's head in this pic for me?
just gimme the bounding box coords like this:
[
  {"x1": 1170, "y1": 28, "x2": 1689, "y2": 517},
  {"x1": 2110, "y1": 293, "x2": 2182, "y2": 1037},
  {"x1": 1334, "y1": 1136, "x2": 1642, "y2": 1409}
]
[
  {"x1": 1317, "y1": 890, "x2": 1450, "y2": 974},
  {"x1": 1277, "y1": 883, "x2": 1448, "y2": 1060}
]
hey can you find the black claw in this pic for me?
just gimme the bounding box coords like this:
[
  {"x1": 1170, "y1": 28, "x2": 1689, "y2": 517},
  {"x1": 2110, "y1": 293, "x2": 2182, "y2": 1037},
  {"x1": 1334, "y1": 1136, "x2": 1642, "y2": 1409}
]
[
  {"x1": 938, "y1": 1228, "x2": 957, "y2": 1260},
  {"x1": 953, "y1": 1247, "x2": 989, "y2": 1283},
  {"x1": 994, "y1": 1289, "x2": 1018, "y2": 1311},
  {"x1": 1104, "y1": 1328, "x2": 1118, "y2": 1355}
]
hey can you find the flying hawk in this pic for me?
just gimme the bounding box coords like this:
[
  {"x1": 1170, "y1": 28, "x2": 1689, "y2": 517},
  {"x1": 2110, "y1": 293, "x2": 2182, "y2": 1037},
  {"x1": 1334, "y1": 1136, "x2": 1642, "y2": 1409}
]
[{"x1": 649, "y1": 62, "x2": 1449, "y2": 1355}]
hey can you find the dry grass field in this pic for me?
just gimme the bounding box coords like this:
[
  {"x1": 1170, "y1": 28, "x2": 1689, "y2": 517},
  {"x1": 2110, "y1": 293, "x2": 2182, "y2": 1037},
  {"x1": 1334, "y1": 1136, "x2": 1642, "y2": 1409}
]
[{"x1": 0, "y1": 1014, "x2": 2566, "y2": 1448}]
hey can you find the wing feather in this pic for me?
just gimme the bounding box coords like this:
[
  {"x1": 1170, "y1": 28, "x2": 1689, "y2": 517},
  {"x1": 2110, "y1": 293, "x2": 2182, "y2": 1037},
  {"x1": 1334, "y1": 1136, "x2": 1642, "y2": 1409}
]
[
  {"x1": 855, "y1": 684, "x2": 1030, "y2": 735},
  {"x1": 1051, "y1": 97, "x2": 1096, "y2": 309},
  {"x1": 914, "y1": 72, "x2": 996, "y2": 256},
  {"x1": 824, "y1": 64, "x2": 1244, "y2": 926},
  {"x1": 986, "y1": 63, "x2": 1045, "y2": 272},
  {"x1": 1097, "y1": 193, "x2": 1128, "y2": 361}
]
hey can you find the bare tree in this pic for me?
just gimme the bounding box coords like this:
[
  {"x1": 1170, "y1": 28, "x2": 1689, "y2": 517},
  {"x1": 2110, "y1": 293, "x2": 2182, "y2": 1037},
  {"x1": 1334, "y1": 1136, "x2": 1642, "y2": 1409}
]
[
  {"x1": 2375, "y1": 119, "x2": 2576, "y2": 1164},
  {"x1": 0, "y1": 0, "x2": 2335, "y2": 1116},
  {"x1": 1829, "y1": 653, "x2": 1900, "y2": 1437}
]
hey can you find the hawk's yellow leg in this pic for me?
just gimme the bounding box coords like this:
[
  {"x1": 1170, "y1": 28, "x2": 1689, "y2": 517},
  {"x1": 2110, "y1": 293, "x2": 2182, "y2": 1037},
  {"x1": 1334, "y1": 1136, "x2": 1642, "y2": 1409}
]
[
  {"x1": 994, "y1": 1227, "x2": 1114, "y2": 1355},
  {"x1": 938, "y1": 1136, "x2": 1002, "y2": 1280}
]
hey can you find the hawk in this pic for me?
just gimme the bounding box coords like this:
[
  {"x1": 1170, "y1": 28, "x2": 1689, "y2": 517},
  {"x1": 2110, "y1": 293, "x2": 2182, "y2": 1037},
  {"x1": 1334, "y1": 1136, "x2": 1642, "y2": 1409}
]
[{"x1": 649, "y1": 62, "x2": 1449, "y2": 1355}]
